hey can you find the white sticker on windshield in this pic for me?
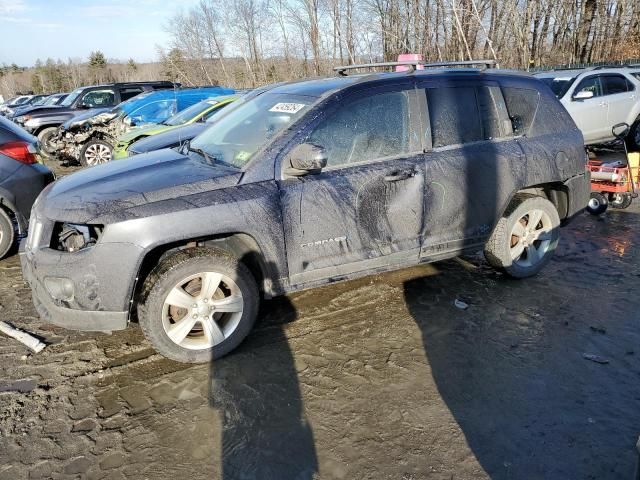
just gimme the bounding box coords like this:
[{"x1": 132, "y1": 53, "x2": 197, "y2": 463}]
[{"x1": 269, "y1": 102, "x2": 306, "y2": 114}]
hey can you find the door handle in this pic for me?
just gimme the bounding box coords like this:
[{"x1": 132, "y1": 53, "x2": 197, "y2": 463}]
[
  {"x1": 384, "y1": 170, "x2": 416, "y2": 182},
  {"x1": 598, "y1": 101, "x2": 607, "y2": 107}
]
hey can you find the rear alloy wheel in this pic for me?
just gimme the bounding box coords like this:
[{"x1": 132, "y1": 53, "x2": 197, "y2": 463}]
[
  {"x1": 609, "y1": 192, "x2": 633, "y2": 209},
  {"x1": 587, "y1": 192, "x2": 608, "y2": 215},
  {"x1": 37, "y1": 127, "x2": 58, "y2": 159},
  {"x1": 80, "y1": 139, "x2": 113, "y2": 167},
  {"x1": 138, "y1": 248, "x2": 259, "y2": 363},
  {"x1": 0, "y1": 208, "x2": 15, "y2": 259},
  {"x1": 484, "y1": 195, "x2": 560, "y2": 278}
]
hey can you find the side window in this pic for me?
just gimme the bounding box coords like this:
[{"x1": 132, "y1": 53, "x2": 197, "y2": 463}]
[
  {"x1": 120, "y1": 88, "x2": 144, "y2": 101},
  {"x1": 80, "y1": 89, "x2": 116, "y2": 107},
  {"x1": 476, "y1": 86, "x2": 512, "y2": 139},
  {"x1": 501, "y1": 87, "x2": 539, "y2": 136},
  {"x1": 129, "y1": 100, "x2": 176, "y2": 123},
  {"x1": 573, "y1": 76, "x2": 603, "y2": 98},
  {"x1": 601, "y1": 75, "x2": 632, "y2": 95},
  {"x1": 426, "y1": 87, "x2": 482, "y2": 147},
  {"x1": 307, "y1": 91, "x2": 411, "y2": 168}
]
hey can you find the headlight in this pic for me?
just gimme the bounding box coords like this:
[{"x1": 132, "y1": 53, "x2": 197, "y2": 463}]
[
  {"x1": 25, "y1": 118, "x2": 39, "y2": 128},
  {"x1": 52, "y1": 223, "x2": 103, "y2": 252}
]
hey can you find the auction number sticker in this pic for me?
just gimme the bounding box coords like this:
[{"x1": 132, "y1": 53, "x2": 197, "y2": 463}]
[{"x1": 269, "y1": 103, "x2": 306, "y2": 114}]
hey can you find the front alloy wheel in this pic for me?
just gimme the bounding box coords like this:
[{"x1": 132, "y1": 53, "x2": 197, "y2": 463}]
[
  {"x1": 81, "y1": 139, "x2": 113, "y2": 167},
  {"x1": 139, "y1": 248, "x2": 259, "y2": 363},
  {"x1": 162, "y1": 272, "x2": 244, "y2": 350}
]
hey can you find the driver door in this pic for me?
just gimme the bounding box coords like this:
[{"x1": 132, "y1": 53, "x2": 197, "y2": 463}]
[
  {"x1": 277, "y1": 84, "x2": 425, "y2": 286},
  {"x1": 569, "y1": 75, "x2": 608, "y2": 142}
]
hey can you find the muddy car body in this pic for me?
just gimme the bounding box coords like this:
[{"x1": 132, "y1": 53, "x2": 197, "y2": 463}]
[
  {"x1": 21, "y1": 63, "x2": 590, "y2": 362},
  {"x1": 51, "y1": 87, "x2": 235, "y2": 166}
]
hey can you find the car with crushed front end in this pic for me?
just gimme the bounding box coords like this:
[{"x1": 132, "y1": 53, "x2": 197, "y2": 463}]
[
  {"x1": 51, "y1": 87, "x2": 235, "y2": 166},
  {"x1": 21, "y1": 60, "x2": 590, "y2": 363},
  {"x1": 14, "y1": 81, "x2": 177, "y2": 158}
]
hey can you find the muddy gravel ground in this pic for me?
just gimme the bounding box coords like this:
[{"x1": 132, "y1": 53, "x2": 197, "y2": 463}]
[{"x1": 0, "y1": 165, "x2": 639, "y2": 479}]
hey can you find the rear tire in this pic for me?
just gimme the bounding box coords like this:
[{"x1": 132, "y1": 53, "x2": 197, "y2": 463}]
[
  {"x1": 80, "y1": 139, "x2": 113, "y2": 167},
  {"x1": 587, "y1": 192, "x2": 608, "y2": 215},
  {"x1": 138, "y1": 247, "x2": 259, "y2": 363},
  {"x1": 0, "y1": 208, "x2": 15, "y2": 260},
  {"x1": 37, "y1": 127, "x2": 58, "y2": 160},
  {"x1": 484, "y1": 195, "x2": 560, "y2": 279},
  {"x1": 609, "y1": 192, "x2": 632, "y2": 209}
]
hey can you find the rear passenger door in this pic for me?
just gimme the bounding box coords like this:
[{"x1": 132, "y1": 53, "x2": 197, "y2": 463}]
[
  {"x1": 416, "y1": 80, "x2": 525, "y2": 259},
  {"x1": 601, "y1": 74, "x2": 637, "y2": 128}
]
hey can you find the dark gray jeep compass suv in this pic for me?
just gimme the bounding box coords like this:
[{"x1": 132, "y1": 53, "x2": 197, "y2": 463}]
[{"x1": 21, "y1": 61, "x2": 590, "y2": 363}]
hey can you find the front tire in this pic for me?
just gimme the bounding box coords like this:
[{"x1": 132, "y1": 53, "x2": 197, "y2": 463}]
[
  {"x1": 37, "y1": 127, "x2": 58, "y2": 159},
  {"x1": 80, "y1": 139, "x2": 113, "y2": 167},
  {"x1": 484, "y1": 195, "x2": 560, "y2": 278},
  {"x1": 587, "y1": 192, "x2": 608, "y2": 215},
  {"x1": 138, "y1": 248, "x2": 259, "y2": 363},
  {"x1": 0, "y1": 208, "x2": 15, "y2": 259}
]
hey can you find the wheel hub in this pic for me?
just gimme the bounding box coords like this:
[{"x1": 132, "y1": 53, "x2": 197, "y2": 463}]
[{"x1": 193, "y1": 300, "x2": 214, "y2": 318}]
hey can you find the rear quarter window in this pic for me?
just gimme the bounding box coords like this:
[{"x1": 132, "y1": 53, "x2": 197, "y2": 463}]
[{"x1": 501, "y1": 87, "x2": 539, "y2": 136}]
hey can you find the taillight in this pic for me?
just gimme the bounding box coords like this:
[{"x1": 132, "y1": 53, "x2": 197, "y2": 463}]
[{"x1": 0, "y1": 141, "x2": 37, "y2": 164}]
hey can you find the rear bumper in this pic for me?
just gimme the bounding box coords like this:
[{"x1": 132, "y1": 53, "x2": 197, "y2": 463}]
[{"x1": 562, "y1": 172, "x2": 590, "y2": 224}]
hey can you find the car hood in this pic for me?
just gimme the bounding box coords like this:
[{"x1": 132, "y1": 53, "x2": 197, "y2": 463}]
[
  {"x1": 39, "y1": 148, "x2": 242, "y2": 224},
  {"x1": 128, "y1": 123, "x2": 208, "y2": 154},
  {"x1": 61, "y1": 108, "x2": 115, "y2": 130}
]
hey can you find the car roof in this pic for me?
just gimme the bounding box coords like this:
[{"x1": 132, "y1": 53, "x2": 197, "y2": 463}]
[
  {"x1": 535, "y1": 66, "x2": 640, "y2": 79},
  {"x1": 269, "y1": 68, "x2": 533, "y2": 98}
]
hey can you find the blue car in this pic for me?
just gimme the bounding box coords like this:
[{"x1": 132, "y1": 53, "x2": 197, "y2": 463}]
[{"x1": 56, "y1": 87, "x2": 234, "y2": 166}]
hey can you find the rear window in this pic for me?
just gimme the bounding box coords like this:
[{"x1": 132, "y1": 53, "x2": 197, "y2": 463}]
[
  {"x1": 601, "y1": 74, "x2": 634, "y2": 95},
  {"x1": 426, "y1": 86, "x2": 511, "y2": 148},
  {"x1": 427, "y1": 87, "x2": 483, "y2": 147}
]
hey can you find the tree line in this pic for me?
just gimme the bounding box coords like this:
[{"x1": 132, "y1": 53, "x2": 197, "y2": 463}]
[
  {"x1": 2, "y1": 0, "x2": 639, "y2": 97},
  {"x1": 160, "y1": 0, "x2": 640, "y2": 87}
]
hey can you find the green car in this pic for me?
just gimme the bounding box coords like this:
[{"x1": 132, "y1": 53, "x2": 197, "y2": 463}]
[{"x1": 112, "y1": 95, "x2": 237, "y2": 159}]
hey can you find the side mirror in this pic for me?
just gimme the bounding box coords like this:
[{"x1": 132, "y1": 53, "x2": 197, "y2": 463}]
[
  {"x1": 284, "y1": 143, "x2": 327, "y2": 176},
  {"x1": 573, "y1": 90, "x2": 594, "y2": 100}
]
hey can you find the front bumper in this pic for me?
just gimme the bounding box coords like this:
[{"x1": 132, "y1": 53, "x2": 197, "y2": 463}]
[{"x1": 20, "y1": 232, "x2": 144, "y2": 332}]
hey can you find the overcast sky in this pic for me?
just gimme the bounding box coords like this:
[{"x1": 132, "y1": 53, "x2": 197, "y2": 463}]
[{"x1": 0, "y1": 0, "x2": 200, "y2": 66}]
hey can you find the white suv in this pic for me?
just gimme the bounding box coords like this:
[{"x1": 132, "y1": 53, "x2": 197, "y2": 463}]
[{"x1": 535, "y1": 67, "x2": 640, "y2": 149}]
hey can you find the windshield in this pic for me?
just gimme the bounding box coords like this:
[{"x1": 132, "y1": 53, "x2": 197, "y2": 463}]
[
  {"x1": 164, "y1": 100, "x2": 218, "y2": 126},
  {"x1": 539, "y1": 76, "x2": 577, "y2": 98},
  {"x1": 61, "y1": 88, "x2": 83, "y2": 107},
  {"x1": 191, "y1": 93, "x2": 313, "y2": 168},
  {"x1": 43, "y1": 95, "x2": 61, "y2": 106},
  {"x1": 32, "y1": 96, "x2": 49, "y2": 106}
]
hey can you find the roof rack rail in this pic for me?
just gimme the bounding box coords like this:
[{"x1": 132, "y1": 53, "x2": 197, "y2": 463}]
[
  {"x1": 334, "y1": 60, "x2": 498, "y2": 76},
  {"x1": 591, "y1": 65, "x2": 630, "y2": 70}
]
